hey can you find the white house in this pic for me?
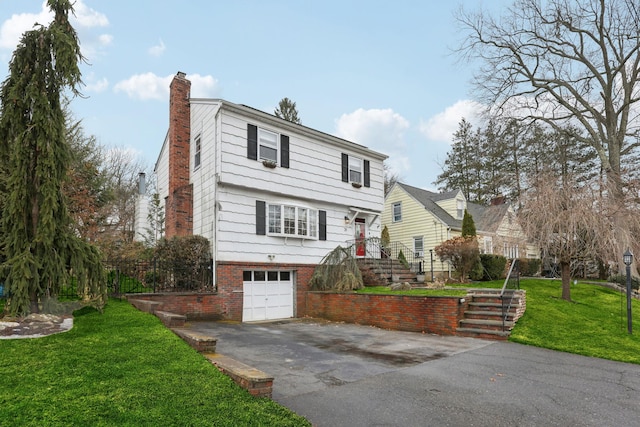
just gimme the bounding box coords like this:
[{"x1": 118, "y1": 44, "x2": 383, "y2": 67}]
[{"x1": 143, "y1": 72, "x2": 387, "y2": 322}]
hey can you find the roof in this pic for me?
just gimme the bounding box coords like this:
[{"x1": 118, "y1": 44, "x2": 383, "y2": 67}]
[{"x1": 396, "y1": 182, "x2": 509, "y2": 234}]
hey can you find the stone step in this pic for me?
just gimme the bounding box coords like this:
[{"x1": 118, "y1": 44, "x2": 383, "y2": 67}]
[
  {"x1": 456, "y1": 327, "x2": 510, "y2": 341},
  {"x1": 464, "y1": 310, "x2": 515, "y2": 321},
  {"x1": 459, "y1": 318, "x2": 514, "y2": 331},
  {"x1": 204, "y1": 353, "x2": 274, "y2": 398}
]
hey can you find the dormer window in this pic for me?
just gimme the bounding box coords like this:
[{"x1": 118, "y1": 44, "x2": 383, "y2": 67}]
[{"x1": 456, "y1": 200, "x2": 464, "y2": 219}]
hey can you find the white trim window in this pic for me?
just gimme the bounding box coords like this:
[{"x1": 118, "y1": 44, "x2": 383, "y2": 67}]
[
  {"x1": 259, "y1": 128, "x2": 278, "y2": 163},
  {"x1": 482, "y1": 236, "x2": 493, "y2": 254},
  {"x1": 268, "y1": 203, "x2": 318, "y2": 239},
  {"x1": 349, "y1": 156, "x2": 362, "y2": 184},
  {"x1": 392, "y1": 202, "x2": 402, "y2": 222},
  {"x1": 414, "y1": 237, "x2": 424, "y2": 258},
  {"x1": 194, "y1": 134, "x2": 201, "y2": 169}
]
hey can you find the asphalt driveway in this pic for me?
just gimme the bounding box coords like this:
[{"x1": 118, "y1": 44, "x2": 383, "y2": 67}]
[{"x1": 187, "y1": 319, "x2": 640, "y2": 426}]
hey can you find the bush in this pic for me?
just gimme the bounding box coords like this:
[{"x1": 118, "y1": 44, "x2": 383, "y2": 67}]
[
  {"x1": 398, "y1": 250, "x2": 409, "y2": 269},
  {"x1": 154, "y1": 235, "x2": 213, "y2": 291},
  {"x1": 479, "y1": 254, "x2": 507, "y2": 281},
  {"x1": 519, "y1": 258, "x2": 541, "y2": 277},
  {"x1": 609, "y1": 274, "x2": 640, "y2": 291}
]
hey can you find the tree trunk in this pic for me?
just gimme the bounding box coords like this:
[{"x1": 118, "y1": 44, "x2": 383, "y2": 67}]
[{"x1": 561, "y1": 260, "x2": 572, "y2": 302}]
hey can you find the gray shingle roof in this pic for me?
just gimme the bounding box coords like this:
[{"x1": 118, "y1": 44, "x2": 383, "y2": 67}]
[{"x1": 397, "y1": 182, "x2": 508, "y2": 234}]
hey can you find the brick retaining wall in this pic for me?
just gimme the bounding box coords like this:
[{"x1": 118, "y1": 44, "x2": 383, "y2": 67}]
[{"x1": 304, "y1": 292, "x2": 467, "y2": 335}]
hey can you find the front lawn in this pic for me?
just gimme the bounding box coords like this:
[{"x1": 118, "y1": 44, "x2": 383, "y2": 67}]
[
  {"x1": 0, "y1": 299, "x2": 309, "y2": 426},
  {"x1": 508, "y1": 278, "x2": 640, "y2": 364}
]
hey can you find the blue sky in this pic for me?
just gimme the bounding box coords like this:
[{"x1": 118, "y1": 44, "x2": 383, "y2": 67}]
[{"x1": 0, "y1": 0, "x2": 509, "y2": 190}]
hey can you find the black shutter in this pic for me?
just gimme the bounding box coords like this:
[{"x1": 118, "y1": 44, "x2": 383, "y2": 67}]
[
  {"x1": 364, "y1": 160, "x2": 370, "y2": 187},
  {"x1": 280, "y1": 134, "x2": 289, "y2": 168},
  {"x1": 247, "y1": 124, "x2": 258, "y2": 160},
  {"x1": 256, "y1": 200, "x2": 266, "y2": 235},
  {"x1": 319, "y1": 210, "x2": 327, "y2": 241},
  {"x1": 341, "y1": 153, "x2": 348, "y2": 182}
]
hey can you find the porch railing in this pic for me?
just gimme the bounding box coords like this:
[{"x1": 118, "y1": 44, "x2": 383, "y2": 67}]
[{"x1": 346, "y1": 237, "x2": 424, "y2": 274}]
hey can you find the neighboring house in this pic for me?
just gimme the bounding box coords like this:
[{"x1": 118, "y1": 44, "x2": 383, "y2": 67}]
[
  {"x1": 140, "y1": 72, "x2": 387, "y2": 322},
  {"x1": 383, "y1": 182, "x2": 537, "y2": 279}
]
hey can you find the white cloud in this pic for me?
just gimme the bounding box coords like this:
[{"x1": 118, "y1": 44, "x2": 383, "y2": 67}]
[
  {"x1": 148, "y1": 39, "x2": 166, "y2": 57},
  {"x1": 114, "y1": 73, "x2": 219, "y2": 101},
  {"x1": 98, "y1": 34, "x2": 113, "y2": 47},
  {"x1": 0, "y1": 1, "x2": 51, "y2": 50},
  {"x1": 419, "y1": 100, "x2": 484, "y2": 143},
  {"x1": 73, "y1": 1, "x2": 109, "y2": 28},
  {"x1": 84, "y1": 76, "x2": 108, "y2": 93},
  {"x1": 0, "y1": 1, "x2": 111, "y2": 59},
  {"x1": 335, "y1": 108, "x2": 410, "y2": 176}
]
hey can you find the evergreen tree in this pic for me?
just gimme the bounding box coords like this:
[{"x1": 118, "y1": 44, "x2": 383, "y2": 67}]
[
  {"x1": 461, "y1": 210, "x2": 477, "y2": 237},
  {"x1": 274, "y1": 97, "x2": 301, "y2": 124},
  {"x1": 435, "y1": 118, "x2": 484, "y2": 203},
  {"x1": 0, "y1": 0, "x2": 106, "y2": 316}
]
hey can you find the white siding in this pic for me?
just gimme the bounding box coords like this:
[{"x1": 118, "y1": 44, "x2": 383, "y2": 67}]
[
  {"x1": 214, "y1": 108, "x2": 384, "y2": 213},
  {"x1": 215, "y1": 186, "x2": 371, "y2": 264}
]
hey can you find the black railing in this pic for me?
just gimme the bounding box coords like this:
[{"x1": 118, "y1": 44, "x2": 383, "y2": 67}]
[
  {"x1": 346, "y1": 237, "x2": 424, "y2": 275},
  {"x1": 500, "y1": 259, "x2": 520, "y2": 331},
  {"x1": 55, "y1": 258, "x2": 214, "y2": 299}
]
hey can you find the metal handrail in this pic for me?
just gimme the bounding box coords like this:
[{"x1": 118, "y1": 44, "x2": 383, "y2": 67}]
[{"x1": 500, "y1": 259, "x2": 520, "y2": 331}]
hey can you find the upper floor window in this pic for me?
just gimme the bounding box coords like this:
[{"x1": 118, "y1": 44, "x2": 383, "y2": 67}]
[
  {"x1": 349, "y1": 156, "x2": 362, "y2": 184},
  {"x1": 268, "y1": 203, "x2": 318, "y2": 239},
  {"x1": 456, "y1": 200, "x2": 464, "y2": 219},
  {"x1": 393, "y1": 202, "x2": 402, "y2": 222},
  {"x1": 259, "y1": 128, "x2": 278, "y2": 163},
  {"x1": 194, "y1": 134, "x2": 201, "y2": 169},
  {"x1": 247, "y1": 124, "x2": 290, "y2": 168},
  {"x1": 341, "y1": 153, "x2": 370, "y2": 187}
]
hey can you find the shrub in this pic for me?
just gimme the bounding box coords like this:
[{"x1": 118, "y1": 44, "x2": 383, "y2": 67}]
[
  {"x1": 154, "y1": 235, "x2": 213, "y2": 291},
  {"x1": 398, "y1": 249, "x2": 409, "y2": 269},
  {"x1": 609, "y1": 274, "x2": 640, "y2": 291},
  {"x1": 519, "y1": 258, "x2": 541, "y2": 277},
  {"x1": 479, "y1": 254, "x2": 507, "y2": 281}
]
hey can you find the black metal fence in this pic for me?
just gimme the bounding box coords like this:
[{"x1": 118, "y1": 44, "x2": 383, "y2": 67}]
[{"x1": 56, "y1": 258, "x2": 214, "y2": 299}]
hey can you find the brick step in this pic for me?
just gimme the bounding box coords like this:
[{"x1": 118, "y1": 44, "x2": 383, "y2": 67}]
[
  {"x1": 155, "y1": 310, "x2": 186, "y2": 328},
  {"x1": 456, "y1": 327, "x2": 510, "y2": 341},
  {"x1": 172, "y1": 328, "x2": 217, "y2": 353},
  {"x1": 204, "y1": 353, "x2": 274, "y2": 398}
]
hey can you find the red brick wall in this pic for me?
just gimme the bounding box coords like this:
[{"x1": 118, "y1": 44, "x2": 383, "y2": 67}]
[
  {"x1": 130, "y1": 293, "x2": 225, "y2": 320},
  {"x1": 304, "y1": 292, "x2": 467, "y2": 335},
  {"x1": 165, "y1": 72, "x2": 193, "y2": 238}
]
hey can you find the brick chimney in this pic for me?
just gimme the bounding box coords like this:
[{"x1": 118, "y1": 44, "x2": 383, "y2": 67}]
[{"x1": 165, "y1": 71, "x2": 193, "y2": 238}]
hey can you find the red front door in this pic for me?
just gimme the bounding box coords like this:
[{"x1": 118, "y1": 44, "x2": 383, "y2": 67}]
[{"x1": 355, "y1": 219, "x2": 366, "y2": 257}]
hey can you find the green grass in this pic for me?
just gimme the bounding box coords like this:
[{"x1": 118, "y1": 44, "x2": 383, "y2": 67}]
[
  {"x1": 0, "y1": 299, "x2": 310, "y2": 426},
  {"x1": 356, "y1": 286, "x2": 467, "y2": 296},
  {"x1": 508, "y1": 278, "x2": 640, "y2": 364}
]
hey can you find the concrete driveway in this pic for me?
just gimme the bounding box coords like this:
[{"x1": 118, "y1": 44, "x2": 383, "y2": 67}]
[{"x1": 187, "y1": 319, "x2": 640, "y2": 427}]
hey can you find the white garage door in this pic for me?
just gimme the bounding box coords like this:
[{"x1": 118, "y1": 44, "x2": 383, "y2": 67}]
[{"x1": 242, "y1": 270, "x2": 294, "y2": 322}]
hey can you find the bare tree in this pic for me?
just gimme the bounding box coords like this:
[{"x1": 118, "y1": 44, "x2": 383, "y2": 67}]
[
  {"x1": 519, "y1": 171, "x2": 626, "y2": 300},
  {"x1": 456, "y1": 0, "x2": 640, "y2": 265}
]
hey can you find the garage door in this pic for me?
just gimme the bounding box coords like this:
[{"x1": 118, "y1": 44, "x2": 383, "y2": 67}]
[{"x1": 242, "y1": 270, "x2": 294, "y2": 322}]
